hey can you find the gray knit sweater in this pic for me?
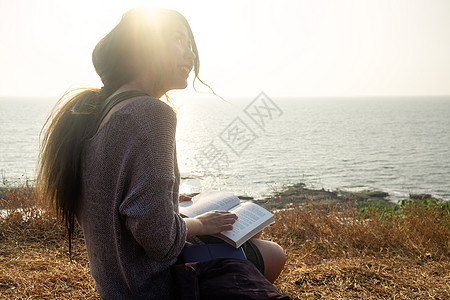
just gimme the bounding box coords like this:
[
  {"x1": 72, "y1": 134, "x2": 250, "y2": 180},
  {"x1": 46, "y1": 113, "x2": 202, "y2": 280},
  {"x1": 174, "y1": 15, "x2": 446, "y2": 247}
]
[{"x1": 77, "y1": 96, "x2": 186, "y2": 299}]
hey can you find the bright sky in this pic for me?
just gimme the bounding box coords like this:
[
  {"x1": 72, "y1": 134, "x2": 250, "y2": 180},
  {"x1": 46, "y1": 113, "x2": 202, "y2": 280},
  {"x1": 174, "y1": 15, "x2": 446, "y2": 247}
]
[{"x1": 1, "y1": 0, "x2": 449, "y2": 98}]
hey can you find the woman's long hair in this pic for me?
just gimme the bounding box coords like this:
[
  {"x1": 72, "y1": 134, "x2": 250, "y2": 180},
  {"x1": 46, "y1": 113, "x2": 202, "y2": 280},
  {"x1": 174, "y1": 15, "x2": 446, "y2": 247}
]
[{"x1": 38, "y1": 7, "x2": 207, "y2": 256}]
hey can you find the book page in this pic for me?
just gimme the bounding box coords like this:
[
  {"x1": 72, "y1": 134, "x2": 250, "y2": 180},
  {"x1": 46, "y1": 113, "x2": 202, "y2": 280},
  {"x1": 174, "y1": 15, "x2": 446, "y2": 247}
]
[
  {"x1": 220, "y1": 202, "x2": 274, "y2": 243},
  {"x1": 179, "y1": 190, "x2": 239, "y2": 217}
]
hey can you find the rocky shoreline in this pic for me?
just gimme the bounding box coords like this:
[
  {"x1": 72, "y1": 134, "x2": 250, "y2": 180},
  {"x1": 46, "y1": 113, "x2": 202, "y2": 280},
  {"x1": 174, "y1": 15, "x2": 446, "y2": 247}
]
[
  {"x1": 250, "y1": 183, "x2": 390, "y2": 210},
  {"x1": 247, "y1": 183, "x2": 436, "y2": 211}
]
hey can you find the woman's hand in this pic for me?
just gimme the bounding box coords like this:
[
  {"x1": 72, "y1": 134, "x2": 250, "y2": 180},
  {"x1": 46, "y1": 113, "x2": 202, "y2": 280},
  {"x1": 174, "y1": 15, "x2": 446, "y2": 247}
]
[
  {"x1": 184, "y1": 211, "x2": 238, "y2": 238},
  {"x1": 196, "y1": 210, "x2": 238, "y2": 234},
  {"x1": 179, "y1": 195, "x2": 192, "y2": 202}
]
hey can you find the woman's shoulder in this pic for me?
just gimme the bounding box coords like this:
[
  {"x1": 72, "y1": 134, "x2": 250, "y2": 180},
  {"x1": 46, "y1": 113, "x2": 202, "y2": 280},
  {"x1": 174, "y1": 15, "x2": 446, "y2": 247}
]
[
  {"x1": 93, "y1": 95, "x2": 174, "y2": 137},
  {"x1": 123, "y1": 96, "x2": 177, "y2": 132},
  {"x1": 122, "y1": 96, "x2": 176, "y2": 119},
  {"x1": 92, "y1": 96, "x2": 176, "y2": 142}
]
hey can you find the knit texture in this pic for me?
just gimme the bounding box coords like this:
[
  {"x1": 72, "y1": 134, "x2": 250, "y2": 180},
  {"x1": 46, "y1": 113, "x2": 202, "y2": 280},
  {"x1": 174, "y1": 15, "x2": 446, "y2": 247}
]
[{"x1": 77, "y1": 96, "x2": 186, "y2": 299}]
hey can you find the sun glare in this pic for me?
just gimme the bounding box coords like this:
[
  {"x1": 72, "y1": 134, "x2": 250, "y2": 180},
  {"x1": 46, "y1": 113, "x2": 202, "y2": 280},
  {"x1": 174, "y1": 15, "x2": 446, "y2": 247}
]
[{"x1": 1, "y1": 0, "x2": 449, "y2": 97}]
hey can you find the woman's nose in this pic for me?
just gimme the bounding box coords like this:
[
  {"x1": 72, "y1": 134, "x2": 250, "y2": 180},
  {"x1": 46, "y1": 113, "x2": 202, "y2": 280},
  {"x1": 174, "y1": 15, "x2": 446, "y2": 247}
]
[{"x1": 184, "y1": 47, "x2": 196, "y2": 60}]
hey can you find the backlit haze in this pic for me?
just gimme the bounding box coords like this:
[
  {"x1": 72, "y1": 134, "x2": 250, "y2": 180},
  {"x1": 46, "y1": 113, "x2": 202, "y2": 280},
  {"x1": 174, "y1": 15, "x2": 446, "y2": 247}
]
[{"x1": 1, "y1": 0, "x2": 449, "y2": 99}]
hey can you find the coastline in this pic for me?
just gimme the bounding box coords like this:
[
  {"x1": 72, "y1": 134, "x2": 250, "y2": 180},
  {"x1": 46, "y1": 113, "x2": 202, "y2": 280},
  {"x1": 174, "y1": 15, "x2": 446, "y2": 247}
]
[
  {"x1": 258, "y1": 183, "x2": 394, "y2": 210},
  {"x1": 239, "y1": 182, "x2": 441, "y2": 212}
]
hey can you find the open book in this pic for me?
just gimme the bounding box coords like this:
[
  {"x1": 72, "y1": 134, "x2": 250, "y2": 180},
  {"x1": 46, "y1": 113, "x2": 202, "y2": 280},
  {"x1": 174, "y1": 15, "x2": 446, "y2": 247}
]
[{"x1": 179, "y1": 190, "x2": 275, "y2": 248}]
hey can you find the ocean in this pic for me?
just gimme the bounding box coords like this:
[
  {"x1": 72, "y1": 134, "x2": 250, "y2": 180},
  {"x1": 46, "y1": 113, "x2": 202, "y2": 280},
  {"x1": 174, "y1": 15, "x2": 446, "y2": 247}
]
[{"x1": 1, "y1": 95, "x2": 449, "y2": 201}]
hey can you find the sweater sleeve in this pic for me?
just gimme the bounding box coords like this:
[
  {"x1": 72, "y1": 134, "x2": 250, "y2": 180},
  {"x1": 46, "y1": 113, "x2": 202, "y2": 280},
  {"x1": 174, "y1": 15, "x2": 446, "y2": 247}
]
[{"x1": 116, "y1": 99, "x2": 186, "y2": 262}]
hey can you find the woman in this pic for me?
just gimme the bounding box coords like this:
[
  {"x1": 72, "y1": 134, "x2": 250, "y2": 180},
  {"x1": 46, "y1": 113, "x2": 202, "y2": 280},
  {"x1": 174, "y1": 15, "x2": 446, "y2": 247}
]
[{"x1": 38, "y1": 7, "x2": 285, "y2": 299}]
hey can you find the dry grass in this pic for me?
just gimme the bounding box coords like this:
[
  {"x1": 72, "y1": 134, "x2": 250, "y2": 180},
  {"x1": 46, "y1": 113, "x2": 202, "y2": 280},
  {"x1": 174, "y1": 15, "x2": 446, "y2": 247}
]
[
  {"x1": 1, "y1": 185, "x2": 449, "y2": 299},
  {"x1": 266, "y1": 201, "x2": 450, "y2": 299},
  {"x1": 0, "y1": 185, "x2": 96, "y2": 299}
]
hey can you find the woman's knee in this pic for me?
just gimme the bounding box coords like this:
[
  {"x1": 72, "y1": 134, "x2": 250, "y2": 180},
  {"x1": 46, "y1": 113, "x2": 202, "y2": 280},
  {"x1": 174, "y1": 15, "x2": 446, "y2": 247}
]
[{"x1": 251, "y1": 239, "x2": 286, "y2": 282}]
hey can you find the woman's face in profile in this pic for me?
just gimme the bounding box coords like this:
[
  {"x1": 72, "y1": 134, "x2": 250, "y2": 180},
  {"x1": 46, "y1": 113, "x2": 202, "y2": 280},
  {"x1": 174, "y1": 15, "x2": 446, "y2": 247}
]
[{"x1": 161, "y1": 20, "x2": 196, "y2": 92}]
